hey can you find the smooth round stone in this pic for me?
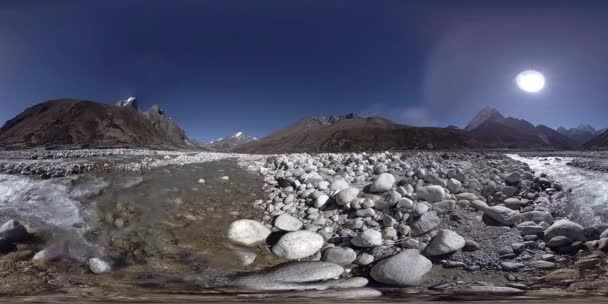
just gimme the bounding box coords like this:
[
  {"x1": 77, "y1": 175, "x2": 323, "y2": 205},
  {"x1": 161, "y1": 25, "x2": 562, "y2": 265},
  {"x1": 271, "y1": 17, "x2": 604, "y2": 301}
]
[
  {"x1": 274, "y1": 214, "x2": 303, "y2": 231},
  {"x1": 370, "y1": 250, "x2": 432, "y2": 286},
  {"x1": 416, "y1": 185, "x2": 445, "y2": 203},
  {"x1": 322, "y1": 247, "x2": 357, "y2": 265},
  {"x1": 88, "y1": 257, "x2": 112, "y2": 274},
  {"x1": 351, "y1": 229, "x2": 383, "y2": 247},
  {"x1": 272, "y1": 231, "x2": 324, "y2": 260},
  {"x1": 336, "y1": 187, "x2": 360, "y2": 206},
  {"x1": 370, "y1": 173, "x2": 396, "y2": 193},
  {"x1": 228, "y1": 219, "x2": 271, "y2": 247}
]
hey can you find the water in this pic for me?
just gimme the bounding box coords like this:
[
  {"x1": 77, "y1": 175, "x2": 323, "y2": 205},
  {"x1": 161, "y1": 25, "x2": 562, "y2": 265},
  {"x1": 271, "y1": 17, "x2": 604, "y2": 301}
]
[{"x1": 507, "y1": 154, "x2": 608, "y2": 225}]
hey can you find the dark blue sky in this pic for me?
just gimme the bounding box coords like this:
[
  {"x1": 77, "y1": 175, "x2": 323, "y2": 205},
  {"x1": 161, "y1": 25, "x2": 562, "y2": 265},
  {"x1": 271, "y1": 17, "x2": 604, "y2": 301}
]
[{"x1": 1, "y1": 0, "x2": 608, "y2": 140}]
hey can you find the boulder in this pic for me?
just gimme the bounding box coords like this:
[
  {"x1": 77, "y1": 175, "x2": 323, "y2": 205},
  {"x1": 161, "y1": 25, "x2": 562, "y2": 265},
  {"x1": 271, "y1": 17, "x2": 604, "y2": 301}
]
[
  {"x1": 370, "y1": 173, "x2": 395, "y2": 193},
  {"x1": 272, "y1": 231, "x2": 324, "y2": 260},
  {"x1": 410, "y1": 211, "x2": 441, "y2": 237},
  {"x1": 275, "y1": 214, "x2": 303, "y2": 232},
  {"x1": 484, "y1": 206, "x2": 520, "y2": 226},
  {"x1": 351, "y1": 229, "x2": 383, "y2": 247},
  {"x1": 425, "y1": 229, "x2": 465, "y2": 256},
  {"x1": 416, "y1": 185, "x2": 445, "y2": 203},
  {"x1": 544, "y1": 219, "x2": 586, "y2": 242},
  {"x1": 322, "y1": 247, "x2": 357, "y2": 265},
  {"x1": 336, "y1": 187, "x2": 360, "y2": 205},
  {"x1": 370, "y1": 250, "x2": 432, "y2": 286},
  {"x1": 228, "y1": 219, "x2": 271, "y2": 246}
]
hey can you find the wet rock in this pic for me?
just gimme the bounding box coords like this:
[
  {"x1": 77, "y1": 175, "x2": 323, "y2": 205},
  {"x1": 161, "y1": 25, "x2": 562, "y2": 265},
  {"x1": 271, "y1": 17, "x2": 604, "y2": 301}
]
[
  {"x1": 544, "y1": 219, "x2": 586, "y2": 242},
  {"x1": 543, "y1": 269, "x2": 580, "y2": 281},
  {"x1": 449, "y1": 285, "x2": 525, "y2": 295},
  {"x1": 228, "y1": 219, "x2": 271, "y2": 246},
  {"x1": 370, "y1": 250, "x2": 432, "y2": 286},
  {"x1": 425, "y1": 229, "x2": 465, "y2": 256},
  {"x1": 272, "y1": 231, "x2": 324, "y2": 260},
  {"x1": 88, "y1": 257, "x2": 112, "y2": 274},
  {"x1": 574, "y1": 257, "x2": 601, "y2": 269},
  {"x1": 527, "y1": 260, "x2": 556, "y2": 270},
  {"x1": 501, "y1": 262, "x2": 524, "y2": 271},
  {"x1": 0, "y1": 220, "x2": 28, "y2": 242},
  {"x1": 274, "y1": 214, "x2": 303, "y2": 232},
  {"x1": 229, "y1": 245, "x2": 257, "y2": 266},
  {"x1": 235, "y1": 261, "x2": 344, "y2": 290},
  {"x1": 547, "y1": 236, "x2": 573, "y2": 248},
  {"x1": 32, "y1": 247, "x2": 64, "y2": 262}
]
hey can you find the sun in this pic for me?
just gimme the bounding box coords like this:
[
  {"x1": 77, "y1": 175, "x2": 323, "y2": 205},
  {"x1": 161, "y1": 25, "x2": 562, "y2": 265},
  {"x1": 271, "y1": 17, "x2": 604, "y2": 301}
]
[{"x1": 515, "y1": 70, "x2": 545, "y2": 93}]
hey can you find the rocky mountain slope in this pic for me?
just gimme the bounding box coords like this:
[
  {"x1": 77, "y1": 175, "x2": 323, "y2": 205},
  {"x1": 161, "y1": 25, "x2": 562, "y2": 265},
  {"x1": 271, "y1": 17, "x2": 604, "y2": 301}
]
[
  {"x1": 557, "y1": 124, "x2": 604, "y2": 146},
  {"x1": 466, "y1": 108, "x2": 575, "y2": 149},
  {"x1": 142, "y1": 104, "x2": 198, "y2": 148},
  {"x1": 206, "y1": 132, "x2": 257, "y2": 152},
  {"x1": 0, "y1": 99, "x2": 195, "y2": 150},
  {"x1": 582, "y1": 130, "x2": 608, "y2": 149},
  {"x1": 235, "y1": 115, "x2": 474, "y2": 154}
]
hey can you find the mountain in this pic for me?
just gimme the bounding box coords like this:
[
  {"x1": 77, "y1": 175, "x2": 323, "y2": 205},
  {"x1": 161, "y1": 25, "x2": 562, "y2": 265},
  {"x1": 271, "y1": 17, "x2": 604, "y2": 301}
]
[
  {"x1": 557, "y1": 124, "x2": 603, "y2": 145},
  {"x1": 116, "y1": 97, "x2": 138, "y2": 110},
  {"x1": 235, "y1": 114, "x2": 474, "y2": 154},
  {"x1": 582, "y1": 130, "x2": 608, "y2": 149},
  {"x1": 206, "y1": 132, "x2": 257, "y2": 151},
  {"x1": 143, "y1": 104, "x2": 197, "y2": 147},
  {"x1": 0, "y1": 99, "x2": 194, "y2": 150},
  {"x1": 466, "y1": 108, "x2": 575, "y2": 149}
]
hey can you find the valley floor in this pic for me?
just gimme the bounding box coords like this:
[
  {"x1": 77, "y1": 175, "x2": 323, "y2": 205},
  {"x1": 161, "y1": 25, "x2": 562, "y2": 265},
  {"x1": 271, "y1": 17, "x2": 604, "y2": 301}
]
[{"x1": 0, "y1": 149, "x2": 607, "y2": 301}]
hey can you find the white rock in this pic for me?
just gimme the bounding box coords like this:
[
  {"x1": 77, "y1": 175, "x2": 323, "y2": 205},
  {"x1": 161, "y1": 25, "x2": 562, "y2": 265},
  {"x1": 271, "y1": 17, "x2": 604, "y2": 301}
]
[
  {"x1": 272, "y1": 231, "x2": 324, "y2": 260},
  {"x1": 351, "y1": 229, "x2": 383, "y2": 247},
  {"x1": 336, "y1": 187, "x2": 360, "y2": 205},
  {"x1": 315, "y1": 194, "x2": 330, "y2": 208},
  {"x1": 447, "y1": 178, "x2": 462, "y2": 193},
  {"x1": 370, "y1": 173, "x2": 395, "y2": 193},
  {"x1": 88, "y1": 257, "x2": 112, "y2": 274},
  {"x1": 198, "y1": 178, "x2": 206, "y2": 184},
  {"x1": 275, "y1": 214, "x2": 303, "y2": 231},
  {"x1": 484, "y1": 206, "x2": 520, "y2": 226},
  {"x1": 228, "y1": 219, "x2": 271, "y2": 246},
  {"x1": 425, "y1": 229, "x2": 465, "y2": 256}
]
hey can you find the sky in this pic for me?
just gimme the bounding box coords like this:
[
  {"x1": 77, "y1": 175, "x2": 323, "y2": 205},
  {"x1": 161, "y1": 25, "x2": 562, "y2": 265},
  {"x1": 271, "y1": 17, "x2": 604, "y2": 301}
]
[{"x1": 1, "y1": 0, "x2": 608, "y2": 141}]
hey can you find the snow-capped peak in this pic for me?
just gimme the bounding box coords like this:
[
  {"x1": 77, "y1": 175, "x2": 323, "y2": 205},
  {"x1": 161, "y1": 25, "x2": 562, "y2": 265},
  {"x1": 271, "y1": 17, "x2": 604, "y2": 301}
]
[{"x1": 232, "y1": 132, "x2": 243, "y2": 138}]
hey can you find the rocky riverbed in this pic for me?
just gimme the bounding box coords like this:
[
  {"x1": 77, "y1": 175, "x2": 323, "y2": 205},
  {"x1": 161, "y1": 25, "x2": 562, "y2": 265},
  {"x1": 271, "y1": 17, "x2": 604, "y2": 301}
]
[{"x1": 1, "y1": 149, "x2": 608, "y2": 301}]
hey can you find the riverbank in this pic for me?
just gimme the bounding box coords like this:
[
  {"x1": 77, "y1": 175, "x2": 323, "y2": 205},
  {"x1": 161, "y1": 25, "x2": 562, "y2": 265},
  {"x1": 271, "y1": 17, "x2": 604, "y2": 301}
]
[{"x1": 0, "y1": 150, "x2": 608, "y2": 300}]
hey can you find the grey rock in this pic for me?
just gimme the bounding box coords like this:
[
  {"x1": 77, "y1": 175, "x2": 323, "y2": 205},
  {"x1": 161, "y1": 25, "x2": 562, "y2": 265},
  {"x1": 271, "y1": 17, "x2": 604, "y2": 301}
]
[
  {"x1": 275, "y1": 214, "x2": 303, "y2": 232},
  {"x1": 228, "y1": 219, "x2": 271, "y2": 247},
  {"x1": 426, "y1": 229, "x2": 465, "y2": 256},
  {"x1": 370, "y1": 250, "x2": 432, "y2": 286},
  {"x1": 322, "y1": 247, "x2": 357, "y2": 265},
  {"x1": 416, "y1": 185, "x2": 445, "y2": 203},
  {"x1": 336, "y1": 187, "x2": 360, "y2": 206},
  {"x1": 370, "y1": 173, "x2": 396, "y2": 193},
  {"x1": 411, "y1": 211, "x2": 441, "y2": 237},
  {"x1": 544, "y1": 219, "x2": 586, "y2": 242},
  {"x1": 484, "y1": 206, "x2": 520, "y2": 226},
  {"x1": 272, "y1": 231, "x2": 324, "y2": 260},
  {"x1": 0, "y1": 220, "x2": 28, "y2": 242},
  {"x1": 351, "y1": 230, "x2": 383, "y2": 247}
]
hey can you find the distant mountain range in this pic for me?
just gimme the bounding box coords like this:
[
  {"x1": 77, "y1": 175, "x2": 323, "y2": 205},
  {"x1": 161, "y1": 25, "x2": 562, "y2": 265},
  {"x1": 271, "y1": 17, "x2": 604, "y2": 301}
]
[
  {"x1": 203, "y1": 132, "x2": 257, "y2": 151},
  {"x1": 464, "y1": 107, "x2": 575, "y2": 149},
  {"x1": 235, "y1": 114, "x2": 473, "y2": 153},
  {"x1": 1, "y1": 99, "x2": 606, "y2": 151},
  {"x1": 556, "y1": 124, "x2": 606, "y2": 146}
]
